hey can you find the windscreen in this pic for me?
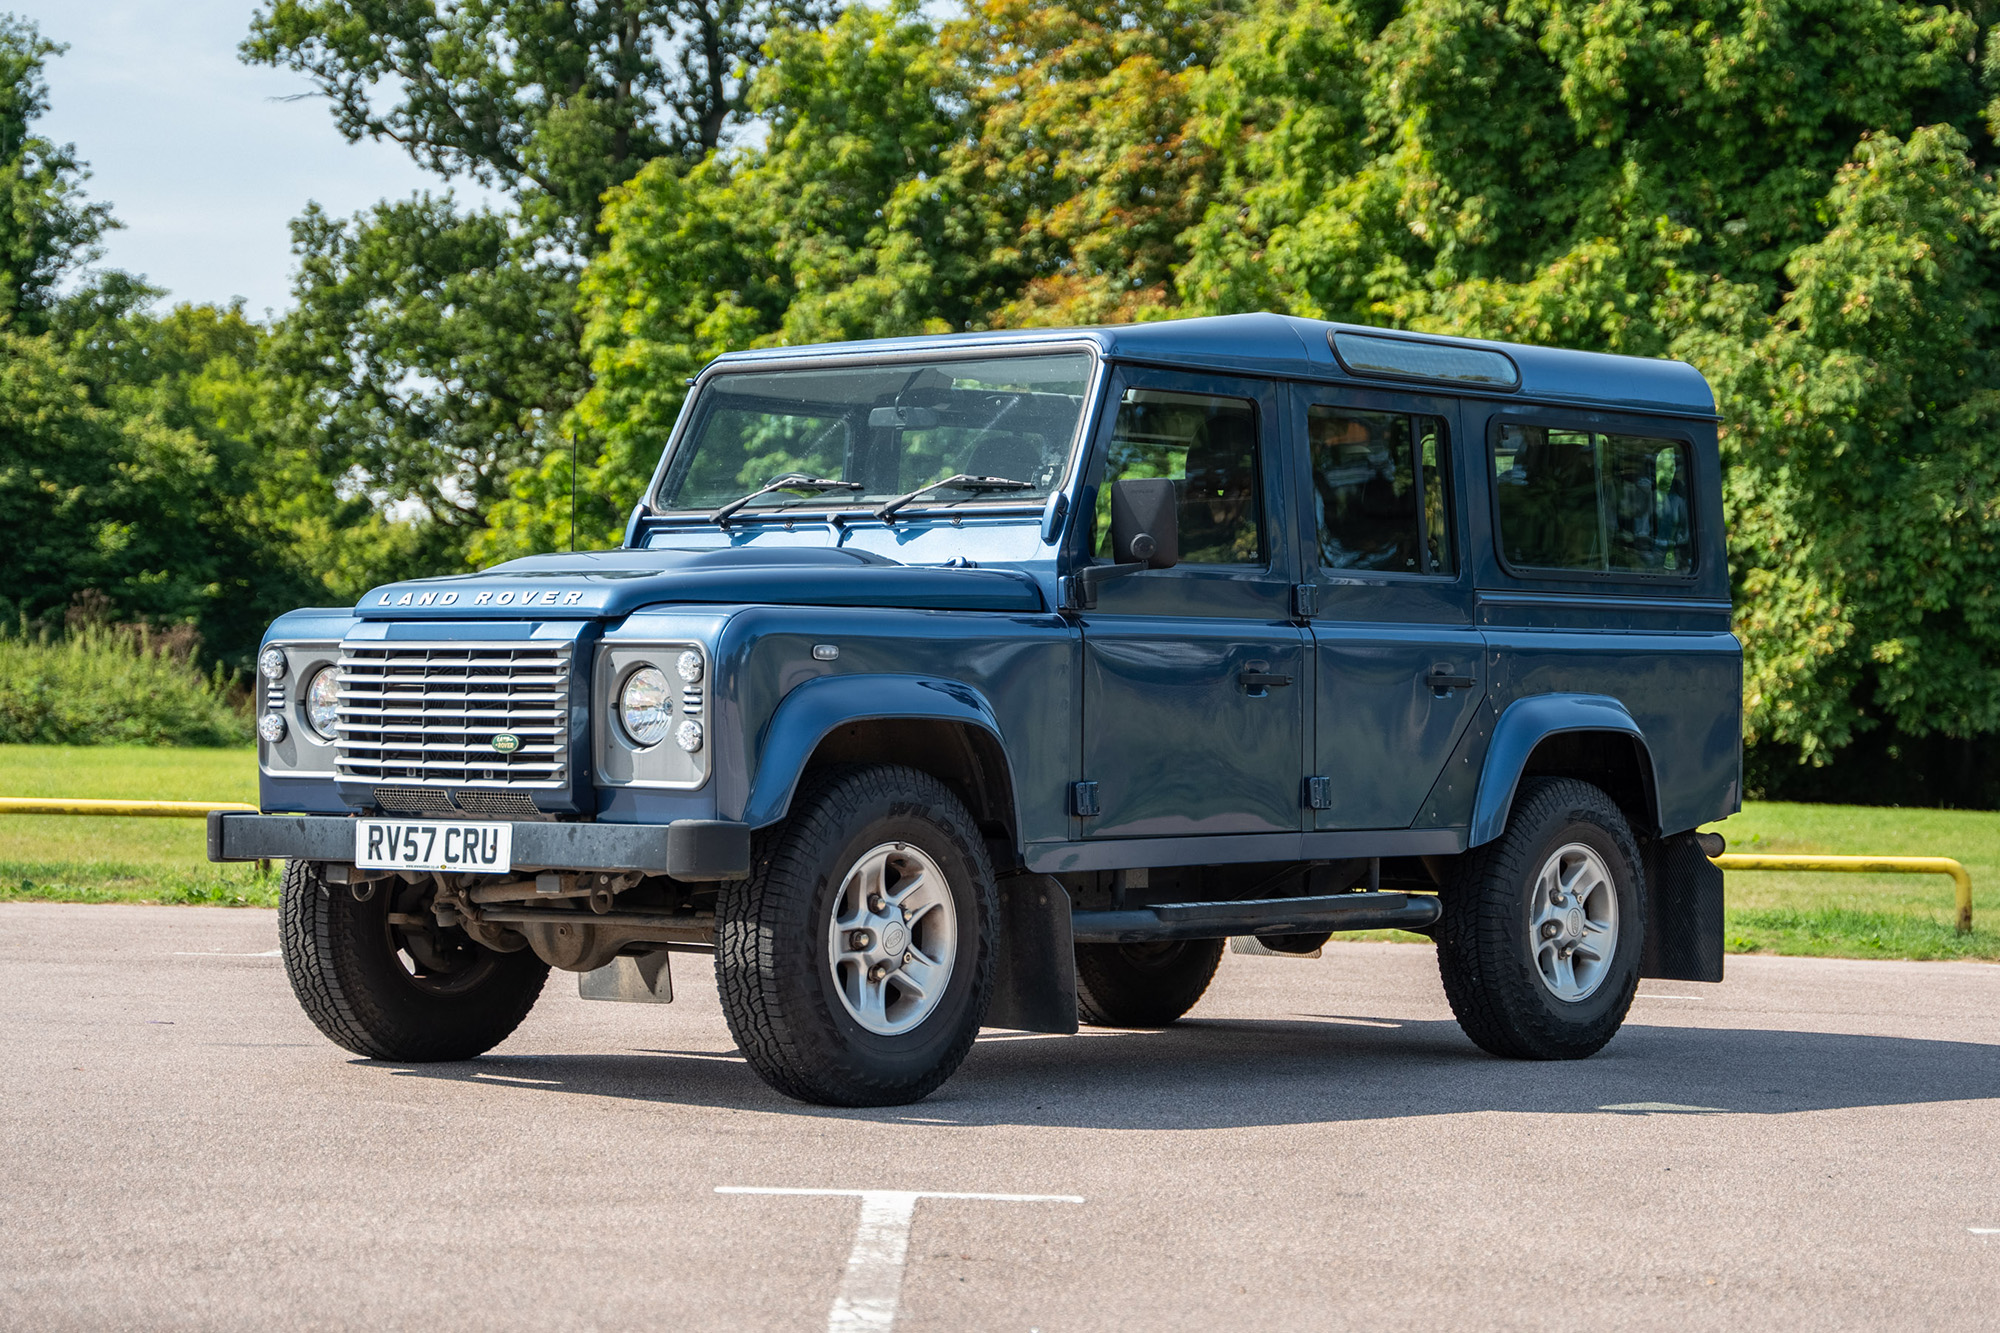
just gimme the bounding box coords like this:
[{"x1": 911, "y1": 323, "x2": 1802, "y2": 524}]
[{"x1": 656, "y1": 353, "x2": 1095, "y2": 514}]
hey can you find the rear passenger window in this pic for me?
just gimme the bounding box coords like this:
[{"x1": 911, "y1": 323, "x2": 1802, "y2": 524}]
[
  {"x1": 1492, "y1": 425, "x2": 1693, "y2": 574},
  {"x1": 1308, "y1": 408, "x2": 1455, "y2": 575},
  {"x1": 1100, "y1": 389, "x2": 1264, "y2": 565}
]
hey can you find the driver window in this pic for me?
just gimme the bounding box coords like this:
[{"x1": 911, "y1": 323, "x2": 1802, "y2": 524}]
[{"x1": 1097, "y1": 389, "x2": 1264, "y2": 565}]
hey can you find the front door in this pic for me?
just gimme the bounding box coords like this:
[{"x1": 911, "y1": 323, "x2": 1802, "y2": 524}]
[
  {"x1": 1298, "y1": 385, "x2": 1485, "y2": 829},
  {"x1": 1079, "y1": 369, "x2": 1306, "y2": 839}
]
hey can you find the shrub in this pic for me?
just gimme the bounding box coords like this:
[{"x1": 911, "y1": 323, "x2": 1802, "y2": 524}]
[{"x1": 0, "y1": 625, "x2": 251, "y2": 746}]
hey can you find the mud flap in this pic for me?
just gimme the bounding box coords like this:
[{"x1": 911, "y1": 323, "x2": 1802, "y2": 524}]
[
  {"x1": 986, "y1": 874, "x2": 1079, "y2": 1034},
  {"x1": 1642, "y1": 832, "x2": 1725, "y2": 982}
]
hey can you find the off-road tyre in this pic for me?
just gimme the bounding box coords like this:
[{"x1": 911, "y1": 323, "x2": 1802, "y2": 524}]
[
  {"x1": 716, "y1": 764, "x2": 998, "y2": 1107},
  {"x1": 1435, "y1": 777, "x2": 1644, "y2": 1060},
  {"x1": 1074, "y1": 938, "x2": 1224, "y2": 1027},
  {"x1": 279, "y1": 859, "x2": 549, "y2": 1061}
]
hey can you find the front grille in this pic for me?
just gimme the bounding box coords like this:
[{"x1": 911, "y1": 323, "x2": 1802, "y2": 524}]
[
  {"x1": 373, "y1": 785, "x2": 457, "y2": 815},
  {"x1": 449, "y1": 789, "x2": 545, "y2": 819},
  {"x1": 336, "y1": 644, "x2": 572, "y2": 789}
]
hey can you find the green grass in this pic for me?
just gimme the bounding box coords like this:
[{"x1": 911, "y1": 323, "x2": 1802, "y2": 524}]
[
  {"x1": 1702, "y1": 802, "x2": 2000, "y2": 961},
  {"x1": 0, "y1": 745, "x2": 276, "y2": 906},
  {"x1": 1334, "y1": 801, "x2": 2000, "y2": 961},
  {"x1": 4, "y1": 745, "x2": 1998, "y2": 957}
]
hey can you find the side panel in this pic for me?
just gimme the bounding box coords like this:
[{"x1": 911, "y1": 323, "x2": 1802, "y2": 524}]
[
  {"x1": 1467, "y1": 693, "x2": 1654, "y2": 846},
  {"x1": 1481, "y1": 632, "x2": 1739, "y2": 835},
  {"x1": 711, "y1": 605, "x2": 1078, "y2": 843},
  {"x1": 738, "y1": 673, "x2": 1011, "y2": 830},
  {"x1": 1463, "y1": 401, "x2": 1742, "y2": 837}
]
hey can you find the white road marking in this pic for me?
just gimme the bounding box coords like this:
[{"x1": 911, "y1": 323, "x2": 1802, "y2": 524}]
[
  {"x1": 172, "y1": 950, "x2": 280, "y2": 957},
  {"x1": 1971, "y1": 1228, "x2": 1999, "y2": 1236},
  {"x1": 717, "y1": 1186, "x2": 1083, "y2": 1332},
  {"x1": 1599, "y1": 1102, "x2": 1729, "y2": 1114}
]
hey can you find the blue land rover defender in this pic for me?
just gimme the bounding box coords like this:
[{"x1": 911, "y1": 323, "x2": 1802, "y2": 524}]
[{"x1": 212, "y1": 314, "x2": 1739, "y2": 1106}]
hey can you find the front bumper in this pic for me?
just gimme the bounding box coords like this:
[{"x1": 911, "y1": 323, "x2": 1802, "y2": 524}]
[{"x1": 206, "y1": 812, "x2": 752, "y2": 881}]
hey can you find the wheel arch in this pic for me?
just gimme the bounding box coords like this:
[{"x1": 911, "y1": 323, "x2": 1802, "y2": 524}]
[
  {"x1": 737, "y1": 674, "x2": 1021, "y2": 856},
  {"x1": 1470, "y1": 694, "x2": 1661, "y2": 847}
]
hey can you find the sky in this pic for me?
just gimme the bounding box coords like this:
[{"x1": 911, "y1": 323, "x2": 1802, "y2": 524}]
[{"x1": 12, "y1": 0, "x2": 490, "y2": 316}]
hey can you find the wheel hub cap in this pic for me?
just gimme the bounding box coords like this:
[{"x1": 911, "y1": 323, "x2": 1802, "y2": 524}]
[
  {"x1": 827, "y1": 842, "x2": 957, "y2": 1036},
  {"x1": 881, "y1": 920, "x2": 909, "y2": 956},
  {"x1": 1528, "y1": 842, "x2": 1619, "y2": 1003}
]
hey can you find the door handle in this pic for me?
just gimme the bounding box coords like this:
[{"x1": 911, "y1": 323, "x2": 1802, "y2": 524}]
[
  {"x1": 1424, "y1": 669, "x2": 1476, "y2": 693},
  {"x1": 1240, "y1": 669, "x2": 1294, "y2": 691}
]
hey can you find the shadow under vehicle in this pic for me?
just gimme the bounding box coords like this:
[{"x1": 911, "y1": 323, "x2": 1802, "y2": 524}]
[{"x1": 212, "y1": 314, "x2": 1741, "y2": 1106}]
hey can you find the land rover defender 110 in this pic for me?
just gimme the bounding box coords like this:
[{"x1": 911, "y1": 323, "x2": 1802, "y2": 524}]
[{"x1": 212, "y1": 314, "x2": 1739, "y2": 1106}]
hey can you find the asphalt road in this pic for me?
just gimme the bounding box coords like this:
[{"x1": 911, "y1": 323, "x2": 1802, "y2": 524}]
[{"x1": 3, "y1": 902, "x2": 1997, "y2": 1332}]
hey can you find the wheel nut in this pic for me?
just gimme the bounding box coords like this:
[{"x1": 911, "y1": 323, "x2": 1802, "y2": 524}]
[
  {"x1": 868, "y1": 963, "x2": 889, "y2": 982},
  {"x1": 1542, "y1": 922, "x2": 1560, "y2": 939},
  {"x1": 848, "y1": 929, "x2": 874, "y2": 951},
  {"x1": 868, "y1": 895, "x2": 887, "y2": 914}
]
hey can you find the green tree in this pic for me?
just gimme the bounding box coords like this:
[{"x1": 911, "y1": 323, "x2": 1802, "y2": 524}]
[
  {"x1": 481, "y1": 0, "x2": 967, "y2": 558},
  {"x1": 240, "y1": 0, "x2": 839, "y2": 577},
  {"x1": 1173, "y1": 0, "x2": 2000, "y2": 777},
  {"x1": 0, "y1": 15, "x2": 113, "y2": 331}
]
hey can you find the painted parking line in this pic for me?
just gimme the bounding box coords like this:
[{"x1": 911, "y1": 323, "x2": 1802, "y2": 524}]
[
  {"x1": 718, "y1": 1186, "x2": 1083, "y2": 1332},
  {"x1": 1598, "y1": 1102, "x2": 1729, "y2": 1114}
]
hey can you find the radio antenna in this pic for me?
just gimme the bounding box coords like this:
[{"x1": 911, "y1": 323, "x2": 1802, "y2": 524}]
[{"x1": 569, "y1": 428, "x2": 577, "y2": 553}]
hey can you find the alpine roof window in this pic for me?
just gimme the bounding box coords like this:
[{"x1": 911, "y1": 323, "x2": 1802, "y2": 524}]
[
  {"x1": 1492, "y1": 424, "x2": 1693, "y2": 575},
  {"x1": 1331, "y1": 331, "x2": 1519, "y2": 389}
]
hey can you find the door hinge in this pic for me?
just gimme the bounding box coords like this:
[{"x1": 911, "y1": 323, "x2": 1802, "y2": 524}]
[
  {"x1": 1070, "y1": 781, "x2": 1101, "y2": 818},
  {"x1": 1303, "y1": 776, "x2": 1333, "y2": 811},
  {"x1": 1293, "y1": 583, "x2": 1317, "y2": 619}
]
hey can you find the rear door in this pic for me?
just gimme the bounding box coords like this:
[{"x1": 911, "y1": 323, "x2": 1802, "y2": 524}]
[
  {"x1": 1296, "y1": 384, "x2": 1486, "y2": 829},
  {"x1": 1078, "y1": 367, "x2": 1306, "y2": 839}
]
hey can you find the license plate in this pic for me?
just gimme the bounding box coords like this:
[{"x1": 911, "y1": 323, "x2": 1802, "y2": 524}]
[{"x1": 354, "y1": 819, "x2": 513, "y2": 874}]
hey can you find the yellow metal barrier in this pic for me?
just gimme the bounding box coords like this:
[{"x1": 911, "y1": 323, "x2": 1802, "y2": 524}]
[
  {"x1": 0, "y1": 798, "x2": 256, "y2": 817},
  {"x1": 1713, "y1": 853, "x2": 1973, "y2": 934},
  {"x1": 1, "y1": 800, "x2": 1973, "y2": 933}
]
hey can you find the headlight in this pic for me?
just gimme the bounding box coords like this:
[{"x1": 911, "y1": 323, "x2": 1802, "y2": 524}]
[
  {"x1": 305, "y1": 666, "x2": 339, "y2": 740},
  {"x1": 259, "y1": 647, "x2": 287, "y2": 681},
  {"x1": 619, "y1": 667, "x2": 674, "y2": 747},
  {"x1": 676, "y1": 649, "x2": 704, "y2": 684}
]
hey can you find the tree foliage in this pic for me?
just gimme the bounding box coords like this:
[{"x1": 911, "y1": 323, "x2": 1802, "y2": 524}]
[
  {"x1": 0, "y1": 16, "x2": 113, "y2": 331},
  {"x1": 562, "y1": 0, "x2": 2000, "y2": 780}
]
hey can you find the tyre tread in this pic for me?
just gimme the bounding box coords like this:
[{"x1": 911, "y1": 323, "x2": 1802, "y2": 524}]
[{"x1": 1435, "y1": 777, "x2": 1643, "y2": 1060}]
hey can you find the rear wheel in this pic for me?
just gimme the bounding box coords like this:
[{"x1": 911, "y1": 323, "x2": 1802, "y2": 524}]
[
  {"x1": 716, "y1": 765, "x2": 997, "y2": 1107},
  {"x1": 1074, "y1": 939, "x2": 1224, "y2": 1027},
  {"x1": 278, "y1": 860, "x2": 549, "y2": 1061},
  {"x1": 1434, "y1": 777, "x2": 1643, "y2": 1059}
]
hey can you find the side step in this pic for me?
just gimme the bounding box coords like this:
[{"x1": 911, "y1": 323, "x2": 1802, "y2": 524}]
[{"x1": 1071, "y1": 891, "x2": 1441, "y2": 944}]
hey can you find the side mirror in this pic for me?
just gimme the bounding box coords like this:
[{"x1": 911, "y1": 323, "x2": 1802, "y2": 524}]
[{"x1": 1109, "y1": 478, "x2": 1178, "y2": 570}]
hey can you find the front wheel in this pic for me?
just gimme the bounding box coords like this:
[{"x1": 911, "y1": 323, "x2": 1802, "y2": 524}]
[
  {"x1": 1434, "y1": 777, "x2": 1644, "y2": 1060},
  {"x1": 716, "y1": 765, "x2": 997, "y2": 1106},
  {"x1": 279, "y1": 860, "x2": 549, "y2": 1061}
]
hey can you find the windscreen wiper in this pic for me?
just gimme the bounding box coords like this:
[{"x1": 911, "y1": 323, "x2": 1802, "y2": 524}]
[
  {"x1": 710, "y1": 473, "x2": 862, "y2": 526},
  {"x1": 874, "y1": 474, "x2": 1034, "y2": 524}
]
